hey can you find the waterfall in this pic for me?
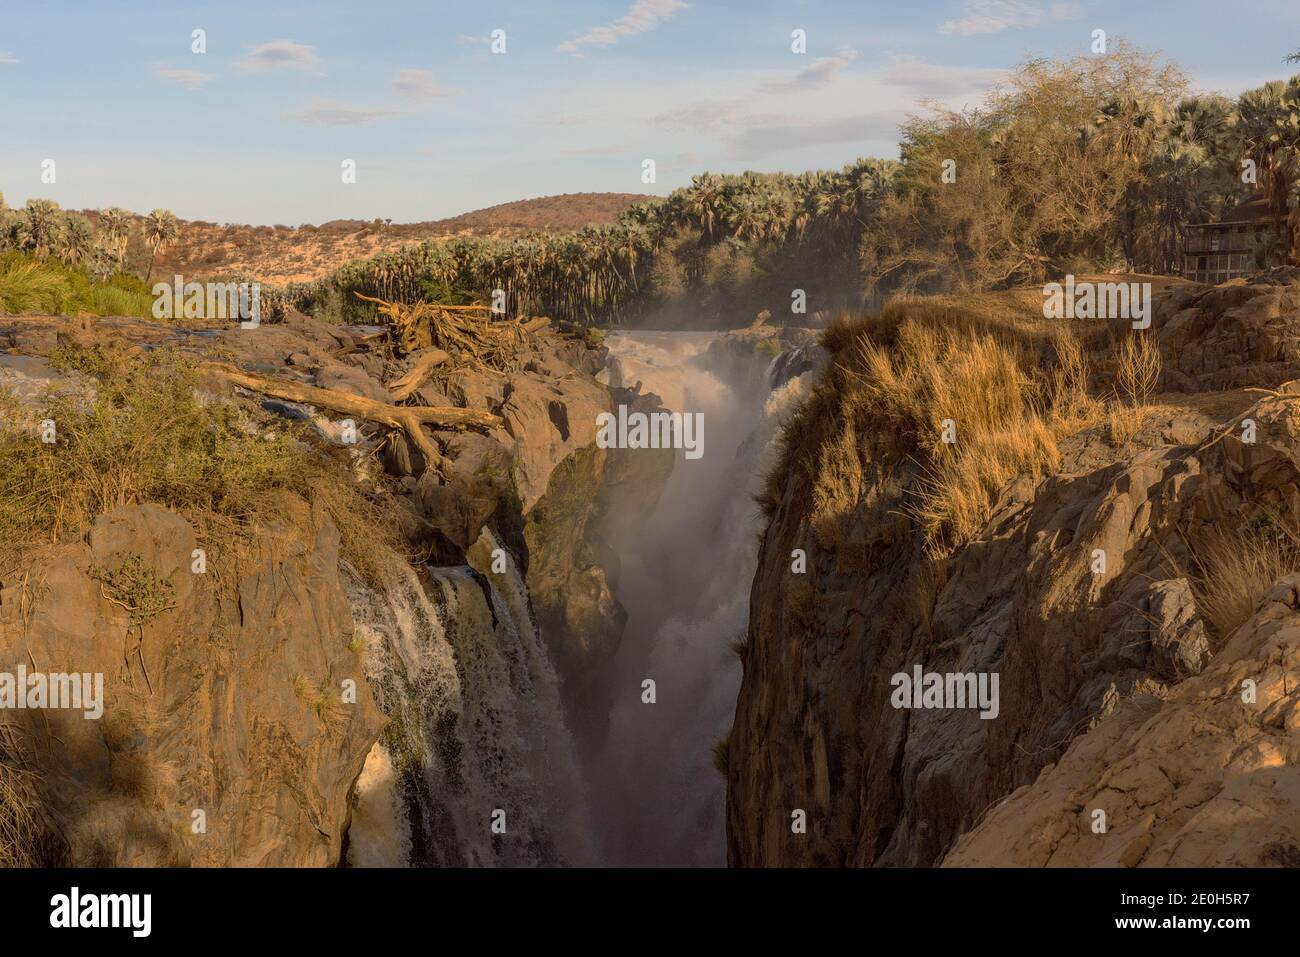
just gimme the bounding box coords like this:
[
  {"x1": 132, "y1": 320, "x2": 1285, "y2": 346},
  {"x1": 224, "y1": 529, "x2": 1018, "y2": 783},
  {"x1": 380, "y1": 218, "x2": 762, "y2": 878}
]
[
  {"x1": 345, "y1": 529, "x2": 594, "y2": 867},
  {"x1": 345, "y1": 330, "x2": 812, "y2": 868},
  {"x1": 590, "y1": 330, "x2": 812, "y2": 866}
]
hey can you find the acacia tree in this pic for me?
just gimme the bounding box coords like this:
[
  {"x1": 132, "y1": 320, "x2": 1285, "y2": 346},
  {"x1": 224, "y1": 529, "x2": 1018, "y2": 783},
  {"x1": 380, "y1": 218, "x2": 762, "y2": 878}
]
[{"x1": 863, "y1": 113, "x2": 1020, "y2": 294}]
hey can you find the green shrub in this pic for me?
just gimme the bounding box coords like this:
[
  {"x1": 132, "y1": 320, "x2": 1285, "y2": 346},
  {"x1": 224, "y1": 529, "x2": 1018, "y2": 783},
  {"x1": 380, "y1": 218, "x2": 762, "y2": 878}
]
[
  {"x1": 0, "y1": 345, "x2": 401, "y2": 582},
  {"x1": 0, "y1": 251, "x2": 152, "y2": 317}
]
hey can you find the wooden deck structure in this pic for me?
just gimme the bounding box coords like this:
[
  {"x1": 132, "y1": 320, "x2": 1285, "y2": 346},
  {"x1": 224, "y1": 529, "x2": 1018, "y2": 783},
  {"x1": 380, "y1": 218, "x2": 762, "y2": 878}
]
[{"x1": 1182, "y1": 196, "x2": 1276, "y2": 284}]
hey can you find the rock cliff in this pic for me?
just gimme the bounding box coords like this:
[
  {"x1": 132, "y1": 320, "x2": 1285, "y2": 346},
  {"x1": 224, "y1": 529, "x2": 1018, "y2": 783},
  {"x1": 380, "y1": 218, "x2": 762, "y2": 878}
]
[
  {"x1": 727, "y1": 272, "x2": 1300, "y2": 867},
  {"x1": 0, "y1": 307, "x2": 635, "y2": 866}
]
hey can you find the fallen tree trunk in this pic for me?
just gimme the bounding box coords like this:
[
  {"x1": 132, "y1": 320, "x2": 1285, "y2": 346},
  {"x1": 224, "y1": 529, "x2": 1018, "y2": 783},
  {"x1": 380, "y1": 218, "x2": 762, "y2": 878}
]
[
  {"x1": 385, "y1": 349, "x2": 450, "y2": 402},
  {"x1": 202, "y1": 362, "x2": 501, "y2": 468}
]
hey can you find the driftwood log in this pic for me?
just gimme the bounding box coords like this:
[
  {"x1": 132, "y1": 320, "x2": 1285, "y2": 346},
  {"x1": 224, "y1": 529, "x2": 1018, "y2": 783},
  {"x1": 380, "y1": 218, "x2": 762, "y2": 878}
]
[
  {"x1": 202, "y1": 362, "x2": 501, "y2": 468},
  {"x1": 385, "y1": 349, "x2": 450, "y2": 402}
]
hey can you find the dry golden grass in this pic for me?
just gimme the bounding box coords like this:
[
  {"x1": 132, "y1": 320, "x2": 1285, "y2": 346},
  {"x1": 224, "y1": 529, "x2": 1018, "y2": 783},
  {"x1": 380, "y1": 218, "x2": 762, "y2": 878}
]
[
  {"x1": 913, "y1": 420, "x2": 1062, "y2": 552},
  {"x1": 764, "y1": 291, "x2": 1109, "y2": 556},
  {"x1": 1102, "y1": 330, "x2": 1163, "y2": 447},
  {"x1": 1115, "y1": 331, "x2": 1162, "y2": 407},
  {"x1": 293, "y1": 675, "x2": 344, "y2": 728},
  {"x1": 0, "y1": 723, "x2": 50, "y2": 867},
  {"x1": 1186, "y1": 517, "x2": 1300, "y2": 646},
  {"x1": 1107, "y1": 404, "x2": 1145, "y2": 446}
]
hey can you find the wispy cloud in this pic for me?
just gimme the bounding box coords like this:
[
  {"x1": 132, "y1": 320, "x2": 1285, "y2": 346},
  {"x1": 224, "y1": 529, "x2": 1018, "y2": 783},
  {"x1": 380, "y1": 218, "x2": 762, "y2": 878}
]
[
  {"x1": 652, "y1": 99, "x2": 743, "y2": 131},
  {"x1": 880, "y1": 56, "x2": 1007, "y2": 98},
  {"x1": 939, "y1": 0, "x2": 1082, "y2": 36},
  {"x1": 234, "y1": 39, "x2": 322, "y2": 74},
  {"x1": 288, "y1": 99, "x2": 403, "y2": 126},
  {"x1": 562, "y1": 145, "x2": 628, "y2": 157},
  {"x1": 150, "y1": 62, "x2": 214, "y2": 90},
  {"x1": 391, "y1": 68, "x2": 457, "y2": 101},
  {"x1": 762, "y1": 48, "x2": 859, "y2": 92},
  {"x1": 0, "y1": 53, "x2": 19, "y2": 65},
  {"x1": 559, "y1": 0, "x2": 687, "y2": 53},
  {"x1": 725, "y1": 111, "x2": 906, "y2": 160}
]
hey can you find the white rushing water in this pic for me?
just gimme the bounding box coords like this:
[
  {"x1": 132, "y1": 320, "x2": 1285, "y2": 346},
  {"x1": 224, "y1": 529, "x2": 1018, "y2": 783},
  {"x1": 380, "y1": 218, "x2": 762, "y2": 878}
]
[
  {"x1": 346, "y1": 330, "x2": 810, "y2": 868},
  {"x1": 345, "y1": 529, "x2": 594, "y2": 867},
  {"x1": 591, "y1": 330, "x2": 811, "y2": 866}
]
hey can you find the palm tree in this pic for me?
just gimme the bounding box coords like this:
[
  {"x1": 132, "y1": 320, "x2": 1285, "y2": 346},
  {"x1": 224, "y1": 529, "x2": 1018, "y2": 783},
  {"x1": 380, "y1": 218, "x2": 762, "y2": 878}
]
[
  {"x1": 56, "y1": 215, "x2": 96, "y2": 265},
  {"x1": 99, "y1": 207, "x2": 133, "y2": 267},
  {"x1": 1231, "y1": 78, "x2": 1300, "y2": 262},
  {"x1": 685, "y1": 173, "x2": 724, "y2": 241},
  {"x1": 143, "y1": 208, "x2": 179, "y2": 281},
  {"x1": 17, "y1": 199, "x2": 63, "y2": 258}
]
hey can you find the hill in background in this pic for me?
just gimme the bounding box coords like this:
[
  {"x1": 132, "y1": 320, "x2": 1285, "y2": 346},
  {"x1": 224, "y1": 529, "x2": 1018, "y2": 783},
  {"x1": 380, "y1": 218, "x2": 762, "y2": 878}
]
[{"x1": 90, "y1": 192, "x2": 651, "y2": 286}]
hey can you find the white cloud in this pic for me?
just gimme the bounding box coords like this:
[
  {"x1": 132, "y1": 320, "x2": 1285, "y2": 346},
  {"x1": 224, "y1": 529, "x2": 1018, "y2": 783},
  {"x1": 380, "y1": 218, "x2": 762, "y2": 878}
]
[
  {"x1": 151, "y1": 62, "x2": 214, "y2": 90},
  {"x1": 762, "y1": 48, "x2": 859, "y2": 92},
  {"x1": 879, "y1": 56, "x2": 1007, "y2": 98},
  {"x1": 725, "y1": 111, "x2": 907, "y2": 160},
  {"x1": 653, "y1": 99, "x2": 744, "y2": 131},
  {"x1": 391, "y1": 68, "x2": 457, "y2": 100},
  {"x1": 0, "y1": 53, "x2": 18, "y2": 65},
  {"x1": 939, "y1": 1, "x2": 1082, "y2": 36},
  {"x1": 562, "y1": 145, "x2": 627, "y2": 157},
  {"x1": 559, "y1": 0, "x2": 687, "y2": 53},
  {"x1": 288, "y1": 99, "x2": 403, "y2": 126},
  {"x1": 234, "y1": 39, "x2": 322, "y2": 74}
]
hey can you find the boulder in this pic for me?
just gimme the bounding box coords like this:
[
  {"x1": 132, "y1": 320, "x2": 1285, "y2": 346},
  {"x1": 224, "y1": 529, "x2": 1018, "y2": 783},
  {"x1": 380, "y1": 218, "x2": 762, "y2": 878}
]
[{"x1": 945, "y1": 576, "x2": 1300, "y2": 867}]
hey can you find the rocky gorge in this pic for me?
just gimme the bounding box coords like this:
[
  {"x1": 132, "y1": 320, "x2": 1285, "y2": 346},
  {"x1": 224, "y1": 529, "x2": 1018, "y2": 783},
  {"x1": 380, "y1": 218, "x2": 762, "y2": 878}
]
[
  {"x1": 1, "y1": 270, "x2": 1297, "y2": 869},
  {"x1": 0, "y1": 301, "x2": 811, "y2": 867}
]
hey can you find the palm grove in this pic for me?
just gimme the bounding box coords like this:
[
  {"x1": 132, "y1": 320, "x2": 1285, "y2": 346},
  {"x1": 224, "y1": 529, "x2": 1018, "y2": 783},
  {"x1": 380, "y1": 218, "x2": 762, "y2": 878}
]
[{"x1": 4, "y1": 46, "x2": 1300, "y2": 327}]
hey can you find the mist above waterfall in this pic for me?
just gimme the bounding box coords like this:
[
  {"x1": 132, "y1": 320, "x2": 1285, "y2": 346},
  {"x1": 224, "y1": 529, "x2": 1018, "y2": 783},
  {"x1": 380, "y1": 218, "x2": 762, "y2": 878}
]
[{"x1": 589, "y1": 331, "x2": 810, "y2": 866}]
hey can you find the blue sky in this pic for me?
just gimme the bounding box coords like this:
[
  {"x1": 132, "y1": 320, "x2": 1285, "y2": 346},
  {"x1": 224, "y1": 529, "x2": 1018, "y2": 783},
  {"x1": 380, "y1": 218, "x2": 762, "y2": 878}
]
[{"x1": 1, "y1": 0, "x2": 1297, "y2": 224}]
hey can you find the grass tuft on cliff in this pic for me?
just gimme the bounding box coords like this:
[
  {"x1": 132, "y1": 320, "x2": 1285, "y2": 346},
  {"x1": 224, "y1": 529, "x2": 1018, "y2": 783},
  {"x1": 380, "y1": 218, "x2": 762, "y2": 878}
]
[
  {"x1": 710, "y1": 733, "x2": 730, "y2": 777},
  {"x1": 0, "y1": 723, "x2": 59, "y2": 867},
  {"x1": 762, "y1": 293, "x2": 1108, "y2": 556},
  {"x1": 1187, "y1": 511, "x2": 1300, "y2": 646},
  {"x1": 0, "y1": 342, "x2": 401, "y2": 584}
]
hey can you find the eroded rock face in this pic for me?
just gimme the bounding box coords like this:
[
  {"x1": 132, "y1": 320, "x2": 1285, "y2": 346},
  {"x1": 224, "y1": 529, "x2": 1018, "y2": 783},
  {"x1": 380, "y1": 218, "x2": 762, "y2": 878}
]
[
  {"x1": 523, "y1": 391, "x2": 675, "y2": 755},
  {"x1": 497, "y1": 371, "x2": 609, "y2": 513},
  {"x1": 945, "y1": 576, "x2": 1300, "y2": 867},
  {"x1": 1145, "y1": 578, "x2": 1210, "y2": 680},
  {"x1": 0, "y1": 502, "x2": 381, "y2": 866},
  {"x1": 727, "y1": 274, "x2": 1300, "y2": 868},
  {"x1": 1156, "y1": 268, "x2": 1300, "y2": 392}
]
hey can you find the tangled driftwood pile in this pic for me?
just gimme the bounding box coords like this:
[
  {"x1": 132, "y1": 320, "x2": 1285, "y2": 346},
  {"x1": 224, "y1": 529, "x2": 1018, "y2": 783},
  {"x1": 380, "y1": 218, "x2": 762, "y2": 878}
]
[
  {"x1": 203, "y1": 294, "x2": 552, "y2": 475},
  {"x1": 354, "y1": 292, "x2": 548, "y2": 367},
  {"x1": 354, "y1": 292, "x2": 550, "y2": 416}
]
